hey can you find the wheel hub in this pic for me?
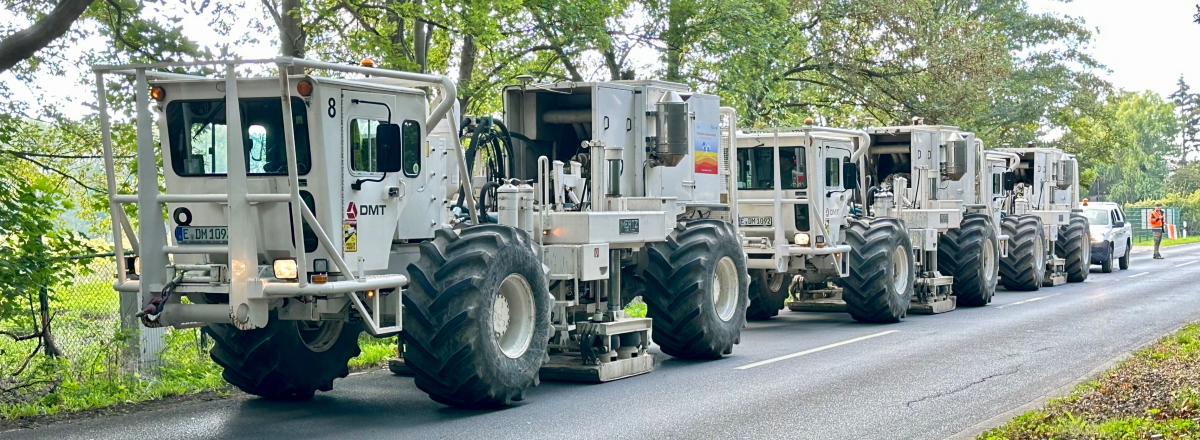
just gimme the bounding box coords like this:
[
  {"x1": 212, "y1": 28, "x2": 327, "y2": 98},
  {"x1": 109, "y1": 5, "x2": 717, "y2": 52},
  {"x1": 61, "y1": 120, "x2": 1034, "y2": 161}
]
[
  {"x1": 982, "y1": 238, "x2": 996, "y2": 283},
  {"x1": 892, "y1": 245, "x2": 910, "y2": 294},
  {"x1": 494, "y1": 274, "x2": 536, "y2": 359},
  {"x1": 712, "y1": 256, "x2": 739, "y2": 322},
  {"x1": 298, "y1": 320, "x2": 344, "y2": 353}
]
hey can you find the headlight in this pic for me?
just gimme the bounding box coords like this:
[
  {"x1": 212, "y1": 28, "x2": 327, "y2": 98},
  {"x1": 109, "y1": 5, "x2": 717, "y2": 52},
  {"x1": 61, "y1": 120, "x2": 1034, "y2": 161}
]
[
  {"x1": 273, "y1": 258, "x2": 298, "y2": 280},
  {"x1": 125, "y1": 256, "x2": 140, "y2": 276},
  {"x1": 1090, "y1": 233, "x2": 1105, "y2": 243},
  {"x1": 794, "y1": 232, "x2": 811, "y2": 246}
]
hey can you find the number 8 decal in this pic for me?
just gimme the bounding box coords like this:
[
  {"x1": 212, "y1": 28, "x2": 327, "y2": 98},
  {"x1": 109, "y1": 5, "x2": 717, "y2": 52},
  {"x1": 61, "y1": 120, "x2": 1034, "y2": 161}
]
[{"x1": 327, "y1": 98, "x2": 337, "y2": 118}]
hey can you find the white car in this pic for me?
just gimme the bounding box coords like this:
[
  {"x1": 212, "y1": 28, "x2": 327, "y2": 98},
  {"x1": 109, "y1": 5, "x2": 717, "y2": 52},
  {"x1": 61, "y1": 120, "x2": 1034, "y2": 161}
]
[{"x1": 1083, "y1": 201, "x2": 1132, "y2": 273}]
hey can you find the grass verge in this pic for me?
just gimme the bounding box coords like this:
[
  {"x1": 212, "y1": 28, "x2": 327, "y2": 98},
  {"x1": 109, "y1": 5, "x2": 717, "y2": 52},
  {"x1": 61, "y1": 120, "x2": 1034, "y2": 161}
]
[
  {"x1": 1133, "y1": 235, "x2": 1200, "y2": 247},
  {"x1": 980, "y1": 322, "x2": 1200, "y2": 439}
]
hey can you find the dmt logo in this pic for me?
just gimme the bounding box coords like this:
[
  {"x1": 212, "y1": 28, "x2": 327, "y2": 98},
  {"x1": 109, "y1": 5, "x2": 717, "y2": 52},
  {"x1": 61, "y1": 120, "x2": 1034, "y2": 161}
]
[{"x1": 347, "y1": 202, "x2": 386, "y2": 217}]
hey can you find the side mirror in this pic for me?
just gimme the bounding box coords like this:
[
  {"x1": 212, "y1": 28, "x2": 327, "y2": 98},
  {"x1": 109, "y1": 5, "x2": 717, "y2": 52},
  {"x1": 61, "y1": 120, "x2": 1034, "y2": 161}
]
[
  {"x1": 377, "y1": 123, "x2": 403, "y2": 173},
  {"x1": 1003, "y1": 171, "x2": 1016, "y2": 191},
  {"x1": 842, "y1": 162, "x2": 859, "y2": 190},
  {"x1": 1114, "y1": 221, "x2": 1125, "y2": 228}
]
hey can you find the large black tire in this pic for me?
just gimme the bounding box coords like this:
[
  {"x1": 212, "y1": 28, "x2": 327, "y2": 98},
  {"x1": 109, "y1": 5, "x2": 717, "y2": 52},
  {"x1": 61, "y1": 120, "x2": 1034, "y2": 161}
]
[
  {"x1": 402, "y1": 225, "x2": 552, "y2": 408},
  {"x1": 1119, "y1": 240, "x2": 1131, "y2": 270},
  {"x1": 642, "y1": 219, "x2": 749, "y2": 359},
  {"x1": 746, "y1": 269, "x2": 790, "y2": 320},
  {"x1": 1058, "y1": 215, "x2": 1091, "y2": 283},
  {"x1": 204, "y1": 316, "x2": 361, "y2": 399},
  {"x1": 999, "y1": 215, "x2": 1046, "y2": 291},
  {"x1": 839, "y1": 218, "x2": 914, "y2": 323},
  {"x1": 937, "y1": 214, "x2": 999, "y2": 307}
]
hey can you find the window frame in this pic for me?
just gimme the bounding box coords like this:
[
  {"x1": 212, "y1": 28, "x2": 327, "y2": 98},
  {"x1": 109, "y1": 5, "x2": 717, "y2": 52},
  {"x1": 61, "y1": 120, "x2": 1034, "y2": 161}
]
[
  {"x1": 825, "y1": 157, "x2": 840, "y2": 188},
  {"x1": 401, "y1": 119, "x2": 422, "y2": 178},
  {"x1": 347, "y1": 118, "x2": 384, "y2": 175}
]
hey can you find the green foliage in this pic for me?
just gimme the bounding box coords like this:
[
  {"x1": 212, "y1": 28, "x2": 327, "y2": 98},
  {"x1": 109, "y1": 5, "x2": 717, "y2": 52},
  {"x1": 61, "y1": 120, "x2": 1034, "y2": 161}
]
[
  {"x1": 1079, "y1": 91, "x2": 1180, "y2": 204},
  {"x1": 1130, "y1": 191, "x2": 1200, "y2": 234},
  {"x1": 624, "y1": 297, "x2": 647, "y2": 318},
  {"x1": 350, "y1": 334, "x2": 396, "y2": 369},
  {"x1": 0, "y1": 157, "x2": 93, "y2": 322}
]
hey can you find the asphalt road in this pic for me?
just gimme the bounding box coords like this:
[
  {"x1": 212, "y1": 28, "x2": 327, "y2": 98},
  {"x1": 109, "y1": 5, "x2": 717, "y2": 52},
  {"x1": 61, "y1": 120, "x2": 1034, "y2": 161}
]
[{"x1": 9, "y1": 244, "x2": 1200, "y2": 440}]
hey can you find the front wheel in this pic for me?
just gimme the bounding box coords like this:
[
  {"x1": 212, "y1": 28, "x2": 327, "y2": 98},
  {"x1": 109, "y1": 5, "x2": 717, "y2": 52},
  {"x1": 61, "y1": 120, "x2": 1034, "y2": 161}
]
[
  {"x1": 1058, "y1": 215, "x2": 1091, "y2": 282},
  {"x1": 746, "y1": 269, "x2": 790, "y2": 320},
  {"x1": 937, "y1": 214, "x2": 998, "y2": 307},
  {"x1": 839, "y1": 218, "x2": 914, "y2": 323},
  {"x1": 999, "y1": 215, "x2": 1046, "y2": 291},
  {"x1": 642, "y1": 219, "x2": 749, "y2": 359},
  {"x1": 1101, "y1": 244, "x2": 1114, "y2": 273},
  {"x1": 1119, "y1": 241, "x2": 1131, "y2": 270},
  {"x1": 402, "y1": 225, "x2": 553, "y2": 408},
  {"x1": 204, "y1": 316, "x2": 361, "y2": 400}
]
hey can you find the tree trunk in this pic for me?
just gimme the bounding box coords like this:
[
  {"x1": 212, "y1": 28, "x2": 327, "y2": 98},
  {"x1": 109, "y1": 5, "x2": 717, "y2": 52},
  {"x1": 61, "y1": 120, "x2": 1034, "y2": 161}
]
[
  {"x1": 457, "y1": 35, "x2": 477, "y2": 113},
  {"x1": 280, "y1": 0, "x2": 305, "y2": 74},
  {"x1": 413, "y1": 0, "x2": 427, "y2": 72},
  {"x1": 663, "y1": 0, "x2": 685, "y2": 82},
  {"x1": 603, "y1": 49, "x2": 621, "y2": 81},
  {"x1": 0, "y1": 0, "x2": 96, "y2": 74}
]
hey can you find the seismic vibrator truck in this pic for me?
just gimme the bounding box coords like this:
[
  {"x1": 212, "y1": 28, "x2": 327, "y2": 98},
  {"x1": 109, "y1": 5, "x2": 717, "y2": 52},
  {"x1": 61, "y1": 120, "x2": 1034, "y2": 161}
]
[{"x1": 95, "y1": 58, "x2": 749, "y2": 408}]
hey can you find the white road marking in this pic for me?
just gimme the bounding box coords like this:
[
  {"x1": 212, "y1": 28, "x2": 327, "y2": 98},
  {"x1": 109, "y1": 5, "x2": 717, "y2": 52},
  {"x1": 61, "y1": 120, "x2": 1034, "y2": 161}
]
[
  {"x1": 1129, "y1": 271, "x2": 1150, "y2": 278},
  {"x1": 735, "y1": 330, "x2": 899, "y2": 370},
  {"x1": 1175, "y1": 260, "x2": 1198, "y2": 268},
  {"x1": 996, "y1": 295, "x2": 1049, "y2": 309}
]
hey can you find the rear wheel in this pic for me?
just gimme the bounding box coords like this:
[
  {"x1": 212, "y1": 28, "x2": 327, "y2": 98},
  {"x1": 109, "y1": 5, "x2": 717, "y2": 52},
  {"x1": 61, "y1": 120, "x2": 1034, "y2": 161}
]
[
  {"x1": 839, "y1": 218, "x2": 914, "y2": 323},
  {"x1": 1058, "y1": 215, "x2": 1091, "y2": 282},
  {"x1": 1119, "y1": 240, "x2": 1131, "y2": 270},
  {"x1": 642, "y1": 219, "x2": 749, "y2": 359},
  {"x1": 746, "y1": 269, "x2": 790, "y2": 320},
  {"x1": 402, "y1": 225, "x2": 552, "y2": 408},
  {"x1": 937, "y1": 214, "x2": 998, "y2": 307},
  {"x1": 999, "y1": 215, "x2": 1046, "y2": 291},
  {"x1": 204, "y1": 316, "x2": 361, "y2": 400}
]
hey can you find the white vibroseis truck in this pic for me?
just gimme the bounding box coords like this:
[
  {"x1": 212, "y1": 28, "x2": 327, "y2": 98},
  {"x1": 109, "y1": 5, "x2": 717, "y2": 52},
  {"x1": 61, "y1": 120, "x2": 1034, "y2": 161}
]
[
  {"x1": 96, "y1": 59, "x2": 748, "y2": 408},
  {"x1": 738, "y1": 123, "x2": 1011, "y2": 323},
  {"x1": 992, "y1": 147, "x2": 1090, "y2": 289}
]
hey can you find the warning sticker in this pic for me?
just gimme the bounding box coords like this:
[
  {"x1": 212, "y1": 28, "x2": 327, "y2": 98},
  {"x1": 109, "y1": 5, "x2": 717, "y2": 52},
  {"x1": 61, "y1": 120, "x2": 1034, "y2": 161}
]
[{"x1": 343, "y1": 219, "x2": 358, "y2": 253}]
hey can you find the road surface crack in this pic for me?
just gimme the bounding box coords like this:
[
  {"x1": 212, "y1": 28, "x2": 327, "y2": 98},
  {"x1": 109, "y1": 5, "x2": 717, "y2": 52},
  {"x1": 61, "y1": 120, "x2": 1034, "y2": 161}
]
[{"x1": 905, "y1": 365, "x2": 1021, "y2": 408}]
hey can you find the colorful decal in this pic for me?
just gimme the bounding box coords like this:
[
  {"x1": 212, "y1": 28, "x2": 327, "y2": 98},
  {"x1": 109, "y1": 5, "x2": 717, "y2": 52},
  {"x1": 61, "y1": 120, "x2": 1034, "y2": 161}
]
[
  {"x1": 345, "y1": 202, "x2": 357, "y2": 220},
  {"x1": 695, "y1": 121, "x2": 719, "y2": 174},
  {"x1": 343, "y1": 219, "x2": 358, "y2": 253}
]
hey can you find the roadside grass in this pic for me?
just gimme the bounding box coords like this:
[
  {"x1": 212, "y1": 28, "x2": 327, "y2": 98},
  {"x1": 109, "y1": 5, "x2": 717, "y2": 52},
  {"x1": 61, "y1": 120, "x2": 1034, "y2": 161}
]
[
  {"x1": 624, "y1": 297, "x2": 648, "y2": 318},
  {"x1": 0, "y1": 273, "x2": 402, "y2": 419},
  {"x1": 1133, "y1": 235, "x2": 1200, "y2": 247},
  {"x1": 980, "y1": 322, "x2": 1200, "y2": 439}
]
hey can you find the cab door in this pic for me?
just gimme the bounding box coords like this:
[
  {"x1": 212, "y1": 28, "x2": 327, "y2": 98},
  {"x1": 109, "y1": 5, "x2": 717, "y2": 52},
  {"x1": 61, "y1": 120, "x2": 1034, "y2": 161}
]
[{"x1": 341, "y1": 90, "x2": 402, "y2": 271}]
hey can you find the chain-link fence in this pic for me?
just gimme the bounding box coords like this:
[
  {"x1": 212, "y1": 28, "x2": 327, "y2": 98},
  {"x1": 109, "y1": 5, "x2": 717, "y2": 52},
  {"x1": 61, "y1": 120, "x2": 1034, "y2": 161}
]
[{"x1": 1128, "y1": 207, "x2": 1184, "y2": 244}]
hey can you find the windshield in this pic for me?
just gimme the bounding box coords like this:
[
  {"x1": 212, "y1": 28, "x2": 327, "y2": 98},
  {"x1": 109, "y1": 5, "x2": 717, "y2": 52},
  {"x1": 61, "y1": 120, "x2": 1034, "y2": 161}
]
[
  {"x1": 166, "y1": 97, "x2": 311, "y2": 176},
  {"x1": 737, "y1": 146, "x2": 807, "y2": 190},
  {"x1": 1084, "y1": 208, "x2": 1111, "y2": 226}
]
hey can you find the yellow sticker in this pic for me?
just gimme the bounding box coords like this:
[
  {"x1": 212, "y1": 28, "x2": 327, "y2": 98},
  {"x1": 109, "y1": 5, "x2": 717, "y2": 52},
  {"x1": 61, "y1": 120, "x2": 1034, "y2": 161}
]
[{"x1": 343, "y1": 219, "x2": 358, "y2": 253}]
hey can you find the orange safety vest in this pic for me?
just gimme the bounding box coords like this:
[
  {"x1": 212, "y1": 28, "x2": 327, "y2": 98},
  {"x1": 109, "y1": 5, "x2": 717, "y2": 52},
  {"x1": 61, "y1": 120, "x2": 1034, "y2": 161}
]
[{"x1": 1150, "y1": 209, "x2": 1165, "y2": 228}]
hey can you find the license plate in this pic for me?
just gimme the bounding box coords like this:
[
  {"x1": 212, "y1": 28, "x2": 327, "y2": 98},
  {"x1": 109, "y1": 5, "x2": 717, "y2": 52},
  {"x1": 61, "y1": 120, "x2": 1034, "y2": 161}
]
[
  {"x1": 739, "y1": 216, "x2": 773, "y2": 227},
  {"x1": 175, "y1": 226, "x2": 229, "y2": 244}
]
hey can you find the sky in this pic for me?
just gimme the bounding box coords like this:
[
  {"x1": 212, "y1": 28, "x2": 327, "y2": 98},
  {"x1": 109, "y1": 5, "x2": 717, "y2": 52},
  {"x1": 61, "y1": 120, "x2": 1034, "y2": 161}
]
[
  {"x1": 4, "y1": 1, "x2": 1200, "y2": 118},
  {"x1": 1026, "y1": 0, "x2": 1200, "y2": 98}
]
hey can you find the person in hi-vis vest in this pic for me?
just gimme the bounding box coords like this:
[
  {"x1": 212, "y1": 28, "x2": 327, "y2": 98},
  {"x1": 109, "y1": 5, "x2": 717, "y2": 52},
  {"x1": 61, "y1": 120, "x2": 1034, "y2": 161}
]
[{"x1": 1151, "y1": 203, "x2": 1165, "y2": 259}]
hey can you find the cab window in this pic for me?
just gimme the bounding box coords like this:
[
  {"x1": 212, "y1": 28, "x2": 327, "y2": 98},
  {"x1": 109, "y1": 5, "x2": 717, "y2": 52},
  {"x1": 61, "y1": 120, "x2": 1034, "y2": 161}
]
[
  {"x1": 736, "y1": 146, "x2": 807, "y2": 190},
  {"x1": 349, "y1": 119, "x2": 381, "y2": 172},
  {"x1": 825, "y1": 157, "x2": 840, "y2": 187},
  {"x1": 401, "y1": 120, "x2": 421, "y2": 177}
]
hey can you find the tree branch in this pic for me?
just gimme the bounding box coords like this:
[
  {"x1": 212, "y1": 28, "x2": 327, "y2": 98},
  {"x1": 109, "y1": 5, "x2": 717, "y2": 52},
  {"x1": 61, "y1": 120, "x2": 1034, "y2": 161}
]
[
  {"x1": 2, "y1": 151, "x2": 105, "y2": 192},
  {"x1": 0, "y1": 0, "x2": 96, "y2": 74}
]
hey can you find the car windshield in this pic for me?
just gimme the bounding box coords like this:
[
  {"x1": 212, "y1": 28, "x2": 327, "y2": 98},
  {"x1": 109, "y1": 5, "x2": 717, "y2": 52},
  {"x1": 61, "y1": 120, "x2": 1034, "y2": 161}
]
[
  {"x1": 1084, "y1": 208, "x2": 1111, "y2": 226},
  {"x1": 736, "y1": 146, "x2": 807, "y2": 190}
]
